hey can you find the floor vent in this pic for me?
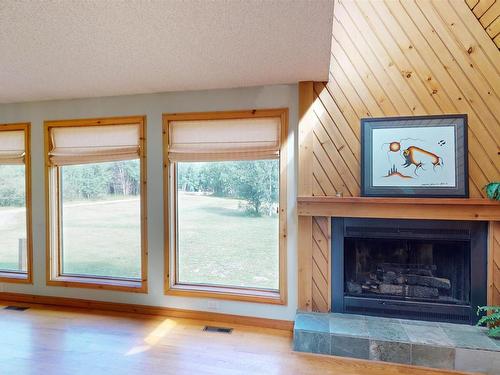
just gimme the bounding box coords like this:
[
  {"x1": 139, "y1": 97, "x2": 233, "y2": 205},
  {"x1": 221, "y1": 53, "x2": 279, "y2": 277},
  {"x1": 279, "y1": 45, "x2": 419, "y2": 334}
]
[
  {"x1": 4, "y1": 306, "x2": 29, "y2": 311},
  {"x1": 203, "y1": 325, "x2": 233, "y2": 334}
]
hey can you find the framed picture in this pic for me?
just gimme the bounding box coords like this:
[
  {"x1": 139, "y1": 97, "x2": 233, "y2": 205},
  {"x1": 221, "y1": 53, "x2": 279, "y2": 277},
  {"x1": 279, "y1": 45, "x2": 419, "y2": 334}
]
[{"x1": 361, "y1": 114, "x2": 468, "y2": 198}]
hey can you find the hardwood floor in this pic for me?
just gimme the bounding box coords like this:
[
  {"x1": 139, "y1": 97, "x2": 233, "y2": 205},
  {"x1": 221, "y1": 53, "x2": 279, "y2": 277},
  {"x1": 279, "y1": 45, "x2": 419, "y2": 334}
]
[{"x1": 0, "y1": 301, "x2": 476, "y2": 375}]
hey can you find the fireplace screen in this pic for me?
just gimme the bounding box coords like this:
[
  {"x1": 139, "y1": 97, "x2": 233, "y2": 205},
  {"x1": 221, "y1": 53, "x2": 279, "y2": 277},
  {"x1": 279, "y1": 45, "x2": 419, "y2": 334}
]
[{"x1": 344, "y1": 238, "x2": 470, "y2": 305}]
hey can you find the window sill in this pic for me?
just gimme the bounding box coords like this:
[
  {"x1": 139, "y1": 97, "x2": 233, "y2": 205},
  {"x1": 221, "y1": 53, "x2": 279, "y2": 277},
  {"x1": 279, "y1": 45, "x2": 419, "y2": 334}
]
[
  {"x1": 48, "y1": 275, "x2": 147, "y2": 293},
  {"x1": 166, "y1": 283, "x2": 286, "y2": 305},
  {"x1": 0, "y1": 271, "x2": 31, "y2": 284}
]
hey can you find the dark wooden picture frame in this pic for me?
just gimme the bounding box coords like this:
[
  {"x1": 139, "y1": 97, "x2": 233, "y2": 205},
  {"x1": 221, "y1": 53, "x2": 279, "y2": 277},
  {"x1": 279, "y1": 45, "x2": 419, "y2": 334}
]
[{"x1": 361, "y1": 114, "x2": 468, "y2": 198}]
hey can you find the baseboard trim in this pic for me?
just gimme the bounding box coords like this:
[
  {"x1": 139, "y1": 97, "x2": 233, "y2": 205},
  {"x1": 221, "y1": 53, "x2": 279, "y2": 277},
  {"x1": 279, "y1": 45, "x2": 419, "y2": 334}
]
[{"x1": 0, "y1": 292, "x2": 293, "y2": 331}]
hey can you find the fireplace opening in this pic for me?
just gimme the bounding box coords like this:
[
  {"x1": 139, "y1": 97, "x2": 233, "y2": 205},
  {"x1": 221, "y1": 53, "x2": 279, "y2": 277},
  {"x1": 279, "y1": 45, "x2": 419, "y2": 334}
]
[
  {"x1": 344, "y1": 238, "x2": 470, "y2": 305},
  {"x1": 332, "y1": 218, "x2": 487, "y2": 325}
]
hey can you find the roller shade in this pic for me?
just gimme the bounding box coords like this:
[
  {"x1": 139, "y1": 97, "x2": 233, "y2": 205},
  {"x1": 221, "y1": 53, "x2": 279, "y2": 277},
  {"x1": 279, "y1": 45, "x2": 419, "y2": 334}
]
[
  {"x1": 0, "y1": 130, "x2": 25, "y2": 165},
  {"x1": 48, "y1": 124, "x2": 141, "y2": 166},
  {"x1": 168, "y1": 117, "x2": 281, "y2": 161}
]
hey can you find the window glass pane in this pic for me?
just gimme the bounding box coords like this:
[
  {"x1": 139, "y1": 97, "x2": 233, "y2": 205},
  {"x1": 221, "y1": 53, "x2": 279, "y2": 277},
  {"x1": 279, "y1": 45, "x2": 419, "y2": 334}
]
[
  {"x1": 177, "y1": 160, "x2": 279, "y2": 290},
  {"x1": 0, "y1": 165, "x2": 27, "y2": 273},
  {"x1": 61, "y1": 160, "x2": 141, "y2": 279}
]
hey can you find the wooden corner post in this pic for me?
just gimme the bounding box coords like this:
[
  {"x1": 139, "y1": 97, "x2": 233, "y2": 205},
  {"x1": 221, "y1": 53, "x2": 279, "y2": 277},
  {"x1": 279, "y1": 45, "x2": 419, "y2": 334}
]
[{"x1": 298, "y1": 82, "x2": 315, "y2": 311}]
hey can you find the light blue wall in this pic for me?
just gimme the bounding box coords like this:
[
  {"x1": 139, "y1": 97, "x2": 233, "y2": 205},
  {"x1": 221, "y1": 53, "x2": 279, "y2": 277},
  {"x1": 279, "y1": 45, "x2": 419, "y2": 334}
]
[{"x1": 0, "y1": 84, "x2": 298, "y2": 320}]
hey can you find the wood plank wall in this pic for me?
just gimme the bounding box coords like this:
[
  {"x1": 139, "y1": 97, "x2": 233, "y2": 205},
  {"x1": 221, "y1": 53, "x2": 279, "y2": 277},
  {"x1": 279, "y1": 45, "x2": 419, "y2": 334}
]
[
  {"x1": 467, "y1": 0, "x2": 500, "y2": 48},
  {"x1": 299, "y1": 0, "x2": 500, "y2": 312},
  {"x1": 311, "y1": 217, "x2": 330, "y2": 312}
]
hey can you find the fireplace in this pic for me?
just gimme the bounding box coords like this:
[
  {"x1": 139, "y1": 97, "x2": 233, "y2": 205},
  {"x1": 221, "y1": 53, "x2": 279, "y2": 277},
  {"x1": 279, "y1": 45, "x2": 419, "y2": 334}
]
[{"x1": 331, "y1": 218, "x2": 488, "y2": 324}]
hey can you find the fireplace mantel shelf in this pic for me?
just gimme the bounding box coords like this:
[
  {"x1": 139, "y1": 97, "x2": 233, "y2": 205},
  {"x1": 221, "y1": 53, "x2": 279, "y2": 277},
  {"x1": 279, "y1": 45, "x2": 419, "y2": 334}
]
[{"x1": 297, "y1": 196, "x2": 500, "y2": 221}]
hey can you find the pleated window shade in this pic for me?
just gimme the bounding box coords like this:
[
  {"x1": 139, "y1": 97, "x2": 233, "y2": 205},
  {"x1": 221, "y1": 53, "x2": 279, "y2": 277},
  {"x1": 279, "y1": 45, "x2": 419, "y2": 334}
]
[
  {"x1": 48, "y1": 124, "x2": 141, "y2": 166},
  {"x1": 0, "y1": 130, "x2": 25, "y2": 165},
  {"x1": 168, "y1": 117, "x2": 281, "y2": 161}
]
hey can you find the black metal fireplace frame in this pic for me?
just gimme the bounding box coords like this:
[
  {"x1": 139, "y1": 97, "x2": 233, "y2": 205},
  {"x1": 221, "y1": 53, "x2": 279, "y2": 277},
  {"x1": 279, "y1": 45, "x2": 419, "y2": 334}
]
[{"x1": 331, "y1": 218, "x2": 488, "y2": 325}]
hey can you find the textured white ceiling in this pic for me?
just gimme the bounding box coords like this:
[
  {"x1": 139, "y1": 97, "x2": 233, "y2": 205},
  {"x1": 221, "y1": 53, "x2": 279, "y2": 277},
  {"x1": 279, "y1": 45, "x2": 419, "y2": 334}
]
[{"x1": 0, "y1": 0, "x2": 333, "y2": 104}]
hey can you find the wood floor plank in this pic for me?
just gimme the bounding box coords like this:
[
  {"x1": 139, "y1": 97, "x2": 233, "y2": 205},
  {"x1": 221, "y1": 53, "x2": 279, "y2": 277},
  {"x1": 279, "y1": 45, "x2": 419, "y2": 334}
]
[{"x1": 0, "y1": 302, "x2": 476, "y2": 375}]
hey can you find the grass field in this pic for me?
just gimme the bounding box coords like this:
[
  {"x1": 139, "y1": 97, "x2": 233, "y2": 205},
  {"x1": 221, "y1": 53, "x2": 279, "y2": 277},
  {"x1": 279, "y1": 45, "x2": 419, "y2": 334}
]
[
  {"x1": 0, "y1": 193, "x2": 278, "y2": 289},
  {"x1": 61, "y1": 198, "x2": 142, "y2": 279},
  {"x1": 0, "y1": 206, "x2": 27, "y2": 272},
  {"x1": 178, "y1": 192, "x2": 278, "y2": 290}
]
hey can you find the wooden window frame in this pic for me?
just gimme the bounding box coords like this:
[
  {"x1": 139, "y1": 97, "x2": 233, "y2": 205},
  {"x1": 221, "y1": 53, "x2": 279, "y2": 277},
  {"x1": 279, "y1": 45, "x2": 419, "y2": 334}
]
[
  {"x1": 0, "y1": 123, "x2": 33, "y2": 284},
  {"x1": 44, "y1": 116, "x2": 148, "y2": 293},
  {"x1": 163, "y1": 109, "x2": 288, "y2": 305}
]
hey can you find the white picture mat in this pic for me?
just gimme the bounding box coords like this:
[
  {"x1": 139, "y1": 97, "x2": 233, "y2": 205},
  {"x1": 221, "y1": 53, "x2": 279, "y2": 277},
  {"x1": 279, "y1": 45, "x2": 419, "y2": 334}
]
[{"x1": 371, "y1": 125, "x2": 456, "y2": 187}]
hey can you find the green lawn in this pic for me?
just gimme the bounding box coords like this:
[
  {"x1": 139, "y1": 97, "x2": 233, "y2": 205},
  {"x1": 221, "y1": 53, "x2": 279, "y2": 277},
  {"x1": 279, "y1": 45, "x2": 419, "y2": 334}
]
[
  {"x1": 61, "y1": 198, "x2": 141, "y2": 279},
  {"x1": 178, "y1": 192, "x2": 279, "y2": 290},
  {"x1": 0, "y1": 194, "x2": 278, "y2": 289},
  {"x1": 0, "y1": 207, "x2": 27, "y2": 271}
]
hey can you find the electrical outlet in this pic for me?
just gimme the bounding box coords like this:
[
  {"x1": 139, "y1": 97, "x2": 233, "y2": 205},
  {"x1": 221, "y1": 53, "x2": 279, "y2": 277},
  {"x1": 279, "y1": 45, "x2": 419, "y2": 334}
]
[{"x1": 207, "y1": 300, "x2": 218, "y2": 310}]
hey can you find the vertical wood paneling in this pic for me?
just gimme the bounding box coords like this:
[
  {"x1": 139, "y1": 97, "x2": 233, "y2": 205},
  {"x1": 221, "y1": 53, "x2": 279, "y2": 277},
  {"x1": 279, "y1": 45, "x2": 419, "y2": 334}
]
[{"x1": 304, "y1": 0, "x2": 500, "y2": 312}]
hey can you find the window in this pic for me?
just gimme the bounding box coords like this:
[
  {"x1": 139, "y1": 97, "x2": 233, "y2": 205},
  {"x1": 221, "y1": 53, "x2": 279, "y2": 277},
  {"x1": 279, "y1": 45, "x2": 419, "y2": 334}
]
[
  {"x1": 45, "y1": 117, "x2": 147, "y2": 292},
  {"x1": 163, "y1": 110, "x2": 287, "y2": 304},
  {"x1": 0, "y1": 123, "x2": 32, "y2": 283}
]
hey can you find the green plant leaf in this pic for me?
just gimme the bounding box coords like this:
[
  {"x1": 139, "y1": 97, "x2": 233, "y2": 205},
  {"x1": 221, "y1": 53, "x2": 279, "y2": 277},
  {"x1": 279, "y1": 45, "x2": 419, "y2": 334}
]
[
  {"x1": 477, "y1": 312, "x2": 500, "y2": 326},
  {"x1": 484, "y1": 182, "x2": 500, "y2": 200},
  {"x1": 487, "y1": 326, "x2": 500, "y2": 339},
  {"x1": 477, "y1": 306, "x2": 500, "y2": 315}
]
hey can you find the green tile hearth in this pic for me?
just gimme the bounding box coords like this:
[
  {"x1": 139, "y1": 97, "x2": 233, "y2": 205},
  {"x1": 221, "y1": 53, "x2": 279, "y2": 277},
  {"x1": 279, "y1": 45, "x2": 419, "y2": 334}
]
[{"x1": 294, "y1": 312, "x2": 500, "y2": 374}]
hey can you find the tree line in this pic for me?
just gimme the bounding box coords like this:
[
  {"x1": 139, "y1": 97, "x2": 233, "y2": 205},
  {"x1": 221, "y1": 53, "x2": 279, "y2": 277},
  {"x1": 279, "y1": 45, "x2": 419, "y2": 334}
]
[
  {"x1": 0, "y1": 160, "x2": 278, "y2": 216},
  {"x1": 0, "y1": 160, "x2": 140, "y2": 207},
  {"x1": 62, "y1": 160, "x2": 140, "y2": 200},
  {"x1": 0, "y1": 165, "x2": 26, "y2": 206},
  {"x1": 178, "y1": 160, "x2": 279, "y2": 216}
]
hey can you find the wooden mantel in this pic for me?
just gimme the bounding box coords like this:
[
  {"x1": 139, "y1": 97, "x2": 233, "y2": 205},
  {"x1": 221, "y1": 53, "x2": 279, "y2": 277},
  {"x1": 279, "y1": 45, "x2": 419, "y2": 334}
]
[{"x1": 297, "y1": 197, "x2": 500, "y2": 222}]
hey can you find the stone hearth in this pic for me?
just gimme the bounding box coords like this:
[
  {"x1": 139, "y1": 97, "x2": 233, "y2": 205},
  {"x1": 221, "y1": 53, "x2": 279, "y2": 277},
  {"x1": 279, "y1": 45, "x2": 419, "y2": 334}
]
[{"x1": 293, "y1": 312, "x2": 500, "y2": 374}]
